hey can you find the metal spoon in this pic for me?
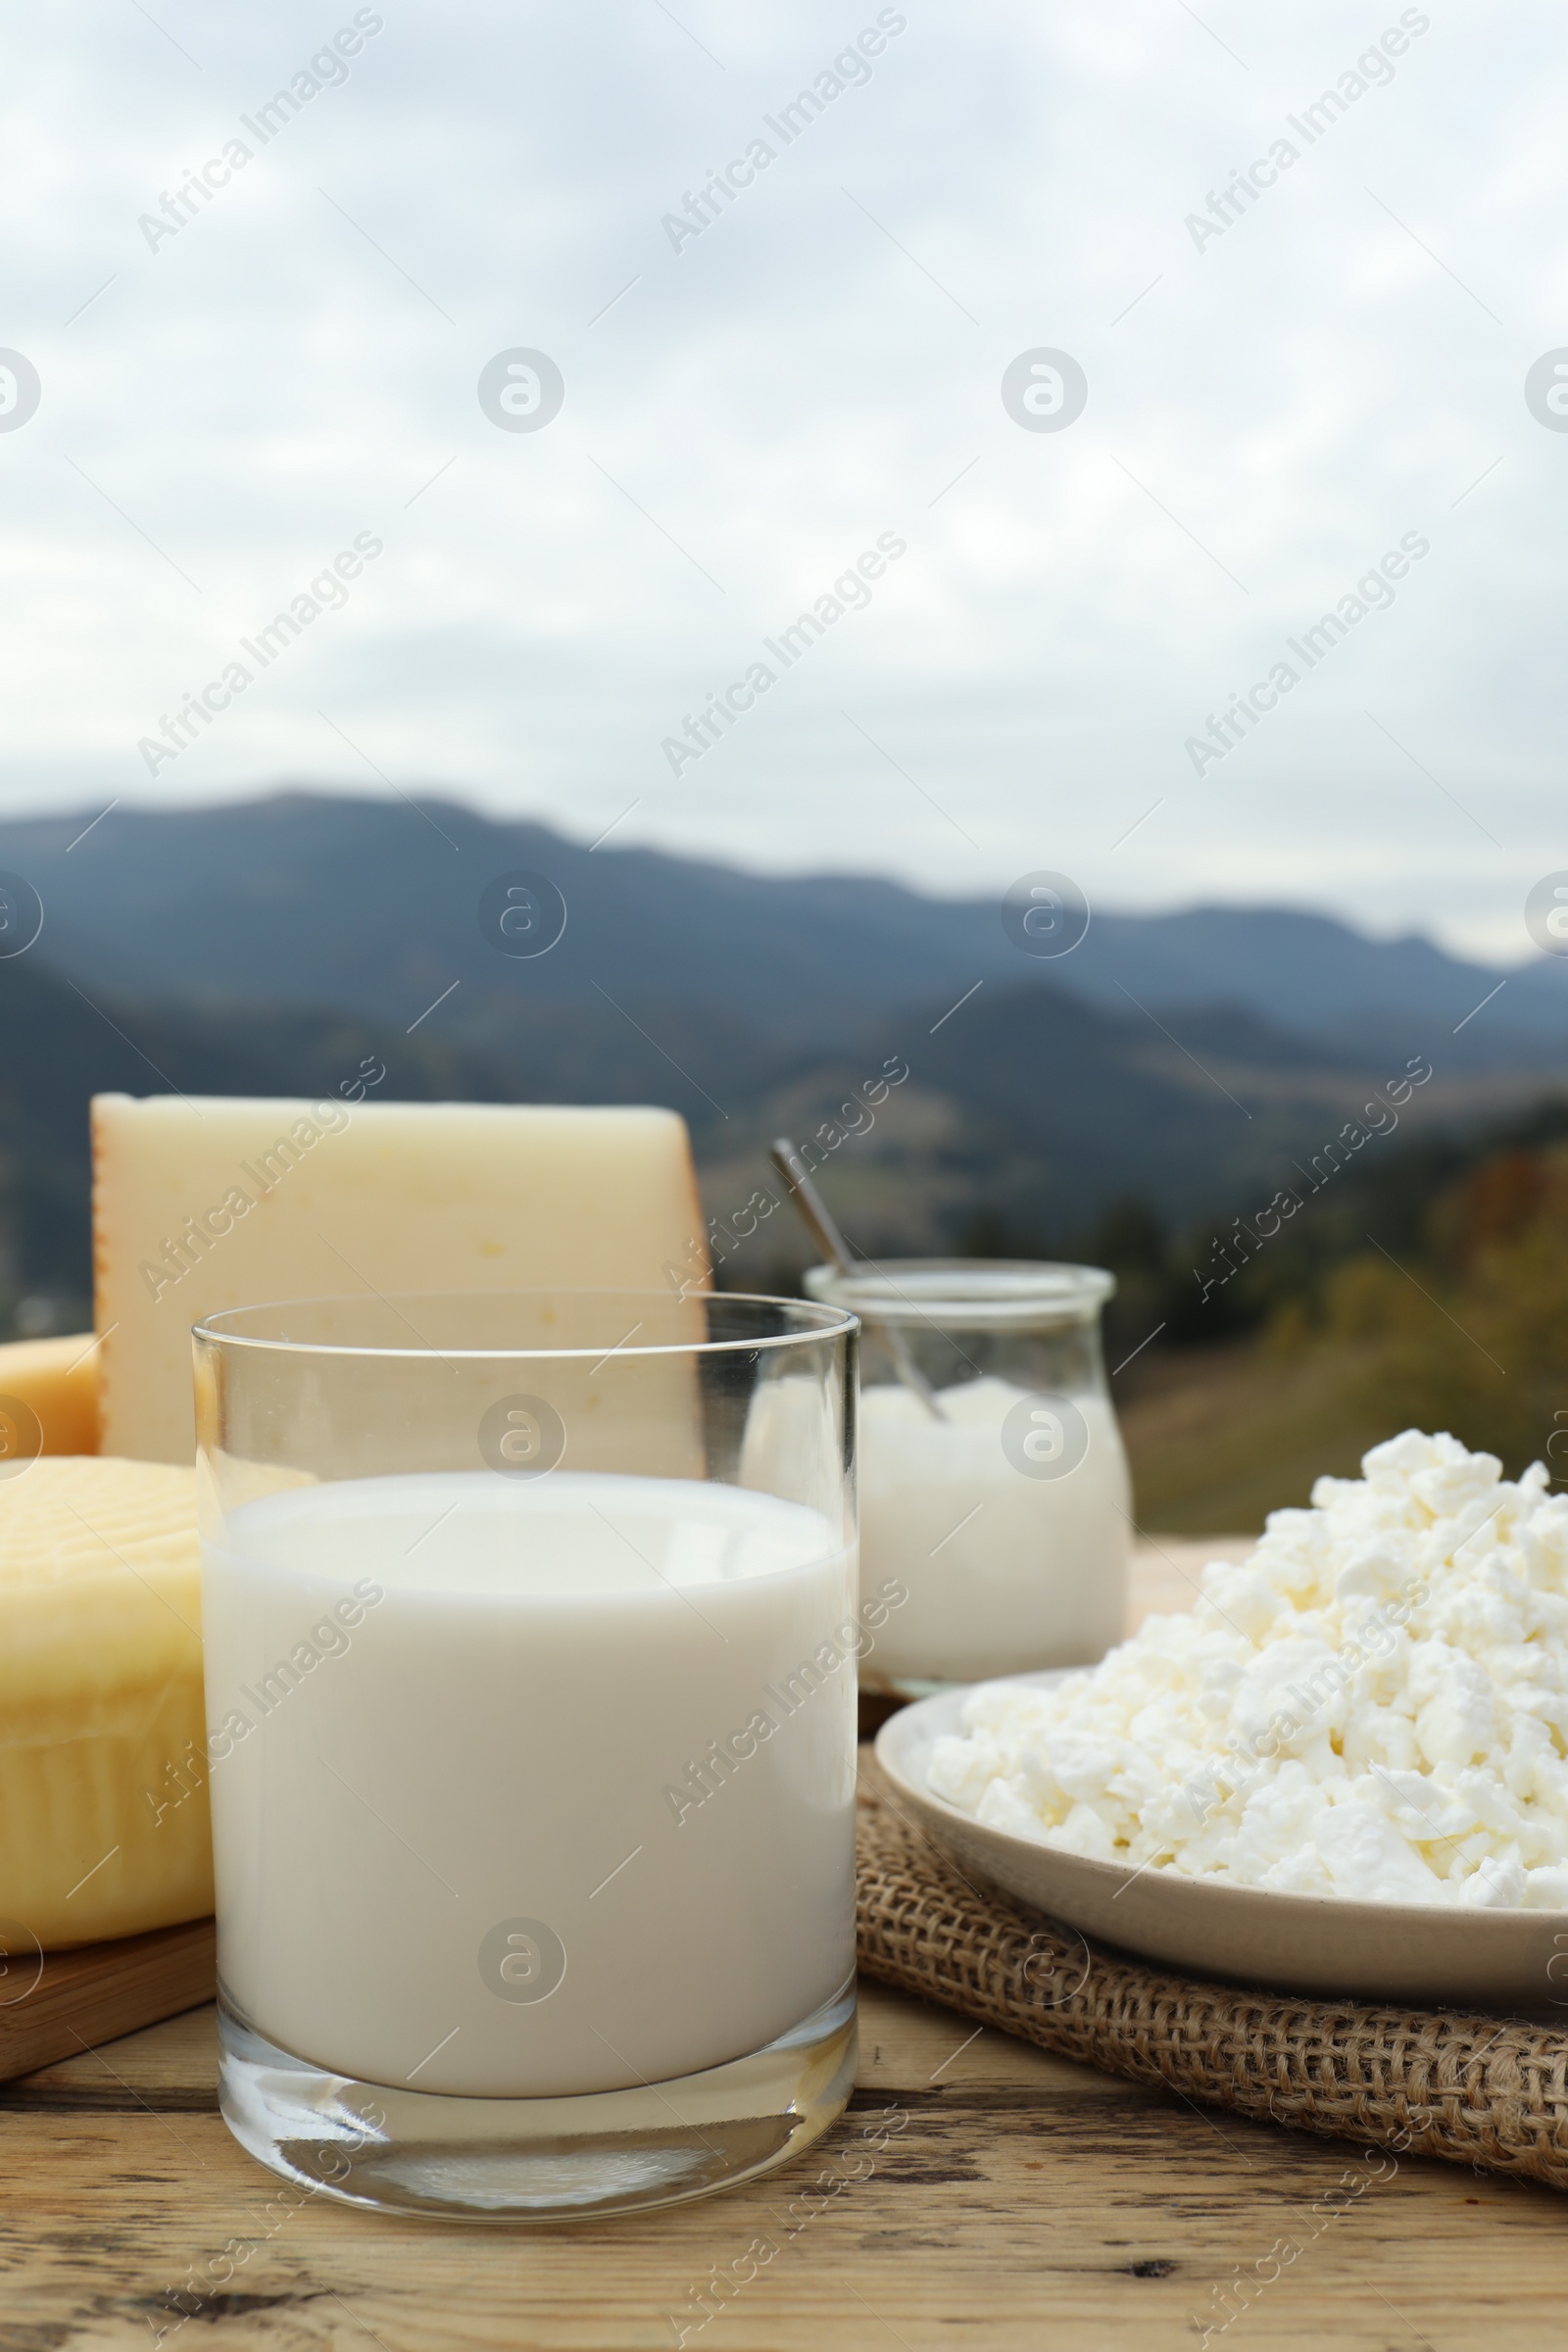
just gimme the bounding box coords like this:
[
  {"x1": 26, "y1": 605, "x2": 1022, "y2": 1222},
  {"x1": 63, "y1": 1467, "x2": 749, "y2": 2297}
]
[{"x1": 769, "y1": 1137, "x2": 947, "y2": 1421}]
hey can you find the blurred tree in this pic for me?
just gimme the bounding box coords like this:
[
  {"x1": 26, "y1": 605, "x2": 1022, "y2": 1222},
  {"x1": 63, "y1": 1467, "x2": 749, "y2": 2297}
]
[{"x1": 1304, "y1": 1149, "x2": 1568, "y2": 1481}]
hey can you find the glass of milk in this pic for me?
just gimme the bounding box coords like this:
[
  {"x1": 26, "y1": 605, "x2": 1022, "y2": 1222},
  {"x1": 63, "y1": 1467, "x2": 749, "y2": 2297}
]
[
  {"x1": 192, "y1": 1288, "x2": 860, "y2": 2221},
  {"x1": 804, "y1": 1259, "x2": 1130, "y2": 1687}
]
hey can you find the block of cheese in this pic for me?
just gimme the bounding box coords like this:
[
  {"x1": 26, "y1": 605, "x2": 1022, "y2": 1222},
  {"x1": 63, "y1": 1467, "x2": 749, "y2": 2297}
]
[
  {"x1": 0, "y1": 1457, "x2": 210, "y2": 1949},
  {"x1": 0, "y1": 1334, "x2": 100, "y2": 1460},
  {"x1": 93, "y1": 1098, "x2": 709, "y2": 1462}
]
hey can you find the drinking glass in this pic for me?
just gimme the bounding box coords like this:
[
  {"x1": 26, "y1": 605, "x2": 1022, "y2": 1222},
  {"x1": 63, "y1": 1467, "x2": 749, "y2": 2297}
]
[{"x1": 192, "y1": 1288, "x2": 858, "y2": 2221}]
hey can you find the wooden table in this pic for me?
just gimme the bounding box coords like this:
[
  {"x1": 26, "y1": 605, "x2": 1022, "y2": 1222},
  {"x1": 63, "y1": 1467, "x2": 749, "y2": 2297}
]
[{"x1": 5, "y1": 1544, "x2": 1565, "y2": 2347}]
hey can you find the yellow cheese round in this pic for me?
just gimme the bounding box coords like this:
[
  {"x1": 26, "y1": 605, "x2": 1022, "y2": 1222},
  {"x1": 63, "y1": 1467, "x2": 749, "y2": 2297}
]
[
  {"x1": 0, "y1": 1332, "x2": 99, "y2": 1459},
  {"x1": 0, "y1": 1456, "x2": 211, "y2": 1948}
]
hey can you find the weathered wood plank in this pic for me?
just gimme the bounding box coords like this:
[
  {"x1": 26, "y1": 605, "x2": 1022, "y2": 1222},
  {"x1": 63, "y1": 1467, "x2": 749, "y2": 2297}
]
[{"x1": 0, "y1": 1984, "x2": 1563, "y2": 2350}]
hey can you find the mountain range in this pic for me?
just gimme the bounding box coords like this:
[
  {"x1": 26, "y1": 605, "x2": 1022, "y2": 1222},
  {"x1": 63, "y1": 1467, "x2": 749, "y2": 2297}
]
[
  {"x1": 2, "y1": 790, "x2": 1562, "y2": 1054},
  {"x1": 0, "y1": 791, "x2": 1562, "y2": 1331}
]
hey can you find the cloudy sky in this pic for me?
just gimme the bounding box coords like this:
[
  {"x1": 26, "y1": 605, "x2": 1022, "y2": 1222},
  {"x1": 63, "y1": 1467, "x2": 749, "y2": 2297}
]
[{"x1": 2, "y1": 0, "x2": 1563, "y2": 957}]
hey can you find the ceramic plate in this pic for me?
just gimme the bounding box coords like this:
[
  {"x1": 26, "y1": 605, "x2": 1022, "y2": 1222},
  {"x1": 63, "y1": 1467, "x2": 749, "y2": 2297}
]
[{"x1": 875, "y1": 1672, "x2": 1568, "y2": 2016}]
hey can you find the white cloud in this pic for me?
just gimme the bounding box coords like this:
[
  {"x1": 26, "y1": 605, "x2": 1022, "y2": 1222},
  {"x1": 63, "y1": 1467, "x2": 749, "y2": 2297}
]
[{"x1": 0, "y1": 0, "x2": 1560, "y2": 964}]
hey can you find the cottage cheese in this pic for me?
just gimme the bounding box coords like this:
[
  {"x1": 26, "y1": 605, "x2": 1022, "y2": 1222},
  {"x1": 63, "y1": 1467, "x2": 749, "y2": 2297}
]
[{"x1": 926, "y1": 1431, "x2": 1568, "y2": 1908}]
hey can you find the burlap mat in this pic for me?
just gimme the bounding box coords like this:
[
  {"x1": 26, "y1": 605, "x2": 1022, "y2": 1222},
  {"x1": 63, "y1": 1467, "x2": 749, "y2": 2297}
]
[{"x1": 855, "y1": 1760, "x2": 1568, "y2": 2192}]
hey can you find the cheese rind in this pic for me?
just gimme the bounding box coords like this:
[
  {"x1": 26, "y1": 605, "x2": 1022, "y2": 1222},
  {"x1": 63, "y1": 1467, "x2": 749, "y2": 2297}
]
[
  {"x1": 0, "y1": 1456, "x2": 211, "y2": 1948},
  {"x1": 92, "y1": 1098, "x2": 709, "y2": 1462},
  {"x1": 0, "y1": 1334, "x2": 99, "y2": 1459}
]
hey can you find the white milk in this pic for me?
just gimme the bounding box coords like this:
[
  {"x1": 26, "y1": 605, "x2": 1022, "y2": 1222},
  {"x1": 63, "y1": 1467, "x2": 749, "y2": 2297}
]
[
  {"x1": 857, "y1": 1377, "x2": 1129, "y2": 1681},
  {"x1": 202, "y1": 1471, "x2": 857, "y2": 2097}
]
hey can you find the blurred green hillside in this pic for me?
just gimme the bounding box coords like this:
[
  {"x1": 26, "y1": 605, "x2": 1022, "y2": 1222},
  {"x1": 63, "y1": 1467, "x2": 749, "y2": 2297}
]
[{"x1": 1109, "y1": 1124, "x2": 1568, "y2": 1530}]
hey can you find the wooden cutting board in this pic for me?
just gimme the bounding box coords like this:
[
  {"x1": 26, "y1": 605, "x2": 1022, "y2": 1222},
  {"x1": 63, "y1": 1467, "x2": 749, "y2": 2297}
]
[{"x1": 0, "y1": 1917, "x2": 215, "y2": 2082}]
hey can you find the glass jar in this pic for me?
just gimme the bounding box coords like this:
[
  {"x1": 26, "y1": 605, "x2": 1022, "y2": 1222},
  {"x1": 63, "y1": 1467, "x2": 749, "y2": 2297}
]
[{"x1": 804, "y1": 1259, "x2": 1129, "y2": 1689}]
